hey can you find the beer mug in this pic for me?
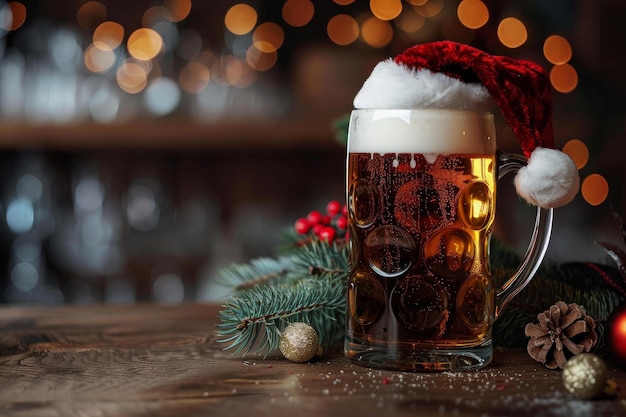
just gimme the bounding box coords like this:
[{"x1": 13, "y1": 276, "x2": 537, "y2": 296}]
[{"x1": 344, "y1": 108, "x2": 553, "y2": 371}]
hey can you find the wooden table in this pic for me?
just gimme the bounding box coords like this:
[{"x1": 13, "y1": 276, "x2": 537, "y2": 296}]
[{"x1": 0, "y1": 303, "x2": 624, "y2": 417}]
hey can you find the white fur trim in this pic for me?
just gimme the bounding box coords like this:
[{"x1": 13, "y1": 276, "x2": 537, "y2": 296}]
[
  {"x1": 514, "y1": 147, "x2": 580, "y2": 208},
  {"x1": 353, "y1": 59, "x2": 494, "y2": 110}
]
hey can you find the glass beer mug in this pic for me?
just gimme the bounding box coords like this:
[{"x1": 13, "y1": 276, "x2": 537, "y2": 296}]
[{"x1": 344, "y1": 109, "x2": 553, "y2": 371}]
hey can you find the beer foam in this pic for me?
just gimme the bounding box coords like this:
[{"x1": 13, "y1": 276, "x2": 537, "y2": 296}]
[{"x1": 348, "y1": 109, "x2": 496, "y2": 155}]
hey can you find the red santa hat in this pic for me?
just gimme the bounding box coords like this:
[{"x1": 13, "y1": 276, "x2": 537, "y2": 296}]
[{"x1": 353, "y1": 41, "x2": 579, "y2": 209}]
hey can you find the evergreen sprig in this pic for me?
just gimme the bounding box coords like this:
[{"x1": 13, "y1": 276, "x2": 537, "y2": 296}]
[{"x1": 216, "y1": 239, "x2": 348, "y2": 356}]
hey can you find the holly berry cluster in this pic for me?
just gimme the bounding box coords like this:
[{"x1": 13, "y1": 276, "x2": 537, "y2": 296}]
[{"x1": 294, "y1": 200, "x2": 348, "y2": 244}]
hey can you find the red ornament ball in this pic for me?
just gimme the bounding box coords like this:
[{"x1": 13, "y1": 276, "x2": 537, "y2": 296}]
[{"x1": 606, "y1": 302, "x2": 626, "y2": 369}]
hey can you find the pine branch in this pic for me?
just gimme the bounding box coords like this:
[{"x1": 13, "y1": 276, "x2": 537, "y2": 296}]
[
  {"x1": 216, "y1": 277, "x2": 345, "y2": 356},
  {"x1": 216, "y1": 238, "x2": 349, "y2": 356},
  {"x1": 594, "y1": 241, "x2": 626, "y2": 282},
  {"x1": 291, "y1": 239, "x2": 349, "y2": 281}
]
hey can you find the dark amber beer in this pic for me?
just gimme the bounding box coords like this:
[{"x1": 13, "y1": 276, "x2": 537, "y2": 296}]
[{"x1": 345, "y1": 109, "x2": 500, "y2": 370}]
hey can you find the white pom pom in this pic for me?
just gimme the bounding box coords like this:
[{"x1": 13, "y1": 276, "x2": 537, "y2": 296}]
[{"x1": 514, "y1": 147, "x2": 580, "y2": 208}]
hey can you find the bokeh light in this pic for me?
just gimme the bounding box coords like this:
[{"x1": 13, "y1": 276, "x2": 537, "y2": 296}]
[
  {"x1": 49, "y1": 29, "x2": 82, "y2": 71},
  {"x1": 145, "y1": 77, "x2": 181, "y2": 116},
  {"x1": 162, "y1": 0, "x2": 192, "y2": 23},
  {"x1": 88, "y1": 83, "x2": 120, "y2": 123},
  {"x1": 179, "y1": 61, "x2": 211, "y2": 93},
  {"x1": 84, "y1": 42, "x2": 116, "y2": 73},
  {"x1": 0, "y1": 2, "x2": 27, "y2": 31},
  {"x1": 16, "y1": 174, "x2": 42, "y2": 203},
  {"x1": 360, "y1": 16, "x2": 393, "y2": 48},
  {"x1": 6, "y1": 198, "x2": 34, "y2": 234},
  {"x1": 13, "y1": 236, "x2": 41, "y2": 263},
  {"x1": 151, "y1": 259, "x2": 185, "y2": 303},
  {"x1": 11, "y1": 262, "x2": 38, "y2": 291},
  {"x1": 223, "y1": 55, "x2": 256, "y2": 88},
  {"x1": 116, "y1": 60, "x2": 149, "y2": 93},
  {"x1": 93, "y1": 21, "x2": 124, "y2": 49},
  {"x1": 127, "y1": 28, "x2": 163, "y2": 61},
  {"x1": 74, "y1": 177, "x2": 105, "y2": 213},
  {"x1": 142, "y1": 6, "x2": 166, "y2": 28},
  {"x1": 246, "y1": 46, "x2": 278, "y2": 71},
  {"x1": 562, "y1": 139, "x2": 589, "y2": 169},
  {"x1": 414, "y1": 0, "x2": 444, "y2": 18},
  {"x1": 282, "y1": 0, "x2": 314, "y2": 27},
  {"x1": 395, "y1": 8, "x2": 425, "y2": 33},
  {"x1": 252, "y1": 22, "x2": 285, "y2": 53},
  {"x1": 127, "y1": 184, "x2": 160, "y2": 231},
  {"x1": 225, "y1": 3, "x2": 257, "y2": 35},
  {"x1": 327, "y1": 14, "x2": 359, "y2": 45},
  {"x1": 457, "y1": 0, "x2": 489, "y2": 30},
  {"x1": 581, "y1": 174, "x2": 609, "y2": 206},
  {"x1": 543, "y1": 35, "x2": 572, "y2": 65},
  {"x1": 497, "y1": 17, "x2": 527, "y2": 48},
  {"x1": 550, "y1": 63, "x2": 578, "y2": 93},
  {"x1": 370, "y1": 0, "x2": 402, "y2": 21},
  {"x1": 76, "y1": 1, "x2": 107, "y2": 30},
  {"x1": 333, "y1": 0, "x2": 356, "y2": 5}
]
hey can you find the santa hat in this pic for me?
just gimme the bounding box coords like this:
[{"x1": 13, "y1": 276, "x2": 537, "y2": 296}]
[{"x1": 353, "y1": 41, "x2": 579, "y2": 209}]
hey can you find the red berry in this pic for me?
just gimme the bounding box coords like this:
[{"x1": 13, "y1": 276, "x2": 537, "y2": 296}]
[
  {"x1": 335, "y1": 216, "x2": 348, "y2": 230},
  {"x1": 319, "y1": 226, "x2": 336, "y2": 243},
  {"x1": 306, "y1": 210, "x2": 323, "y2": 225},
  {"x1": 326, "y1": 200, "x2": 341, "y2": 216},
  {"x1": 342, "y1": 204, "x2": 348, "y2": 216},
  {"x1": 321, "y1": 215, "x2": 331, "y2": 225},
  {"x1": 294, "y1": 217, "x2": 310, "y2": 234},
  {"x1": 312, "y1": 223, "x2": 325, "y2": 236}
]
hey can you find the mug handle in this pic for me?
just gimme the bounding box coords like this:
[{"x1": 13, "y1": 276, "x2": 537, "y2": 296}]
[{"x1": 494, "y1": 152, "x2": 554, "y2": 319}]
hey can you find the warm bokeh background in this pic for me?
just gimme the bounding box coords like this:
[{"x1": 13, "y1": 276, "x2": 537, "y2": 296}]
[{"x1": 0, "y1": 0, "x2": 624, "y2": 304}]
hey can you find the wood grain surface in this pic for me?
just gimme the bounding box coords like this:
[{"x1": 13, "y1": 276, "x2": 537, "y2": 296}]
[{"x1": 0, "y1": 303, "x2": 624, "y2": 417}]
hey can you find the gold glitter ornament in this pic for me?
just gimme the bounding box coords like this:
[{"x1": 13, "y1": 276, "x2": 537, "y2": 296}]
[
  {"x1": 562, "y1": 353, "x2": 616, "y2": 400},
  {"x1": 279, "y1": 322, "x2": 323, "y2": 363}
]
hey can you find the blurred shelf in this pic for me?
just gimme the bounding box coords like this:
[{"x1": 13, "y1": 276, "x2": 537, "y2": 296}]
[{"x1": 0, "y1": 117, "x2": 345, "y2": 152}]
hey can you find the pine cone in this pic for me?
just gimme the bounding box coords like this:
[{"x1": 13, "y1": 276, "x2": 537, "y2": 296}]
[{"x1": 524, "y1": 301, "x2": 598, "y2": 369}]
